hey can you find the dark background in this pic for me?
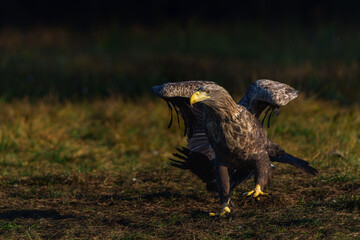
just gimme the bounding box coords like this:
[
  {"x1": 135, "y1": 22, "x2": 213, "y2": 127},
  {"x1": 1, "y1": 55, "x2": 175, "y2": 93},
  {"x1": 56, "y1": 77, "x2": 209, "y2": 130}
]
[
  {"x1": 0, "y1": 1, "x2": 359, "y2": 102},
  {"x1": 1, "y1": 1, "x2": 360, "y2": 27}
]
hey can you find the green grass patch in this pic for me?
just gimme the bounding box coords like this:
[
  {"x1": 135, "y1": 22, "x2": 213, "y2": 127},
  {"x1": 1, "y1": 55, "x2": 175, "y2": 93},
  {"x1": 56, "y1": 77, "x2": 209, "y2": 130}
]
[{"x1": 0, "y1": 96, "x2": 358, "y2": 239}]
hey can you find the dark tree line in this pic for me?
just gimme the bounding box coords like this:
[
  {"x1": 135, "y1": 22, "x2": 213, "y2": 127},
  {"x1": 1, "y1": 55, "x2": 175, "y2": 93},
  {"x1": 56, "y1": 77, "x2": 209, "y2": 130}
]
[{"x1": 0, "y1": 0, "x2": 359, "y2": 28}]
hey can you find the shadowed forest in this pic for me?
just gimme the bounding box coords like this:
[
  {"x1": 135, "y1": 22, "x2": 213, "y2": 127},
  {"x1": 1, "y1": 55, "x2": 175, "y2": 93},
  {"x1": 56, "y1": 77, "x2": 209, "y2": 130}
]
[{"x1": 0, "y1": 1, "x2": 359, "y2": 239}]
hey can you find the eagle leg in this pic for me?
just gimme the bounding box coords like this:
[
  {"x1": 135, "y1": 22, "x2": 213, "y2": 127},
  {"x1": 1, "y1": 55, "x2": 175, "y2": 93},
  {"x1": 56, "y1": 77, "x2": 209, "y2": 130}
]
[
  {"x1": 209, "y1": 203, "x2": 231, "y2": 217},
  {"x1": 244, "y1": 152, "x2": 272, "y2": 200},
  {"x1": 209, "y1": 159, "x2": 232, "y2": 217}
]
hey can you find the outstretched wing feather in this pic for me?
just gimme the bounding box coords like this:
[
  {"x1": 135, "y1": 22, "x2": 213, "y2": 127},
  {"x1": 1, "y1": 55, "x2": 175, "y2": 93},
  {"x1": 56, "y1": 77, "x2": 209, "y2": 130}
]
[
  {"x1": 152, "y1": 81, "x2": 216, "y2": 160},
  {"x1": 238, "y1": 79, "x2": 299, "y2": 125}
]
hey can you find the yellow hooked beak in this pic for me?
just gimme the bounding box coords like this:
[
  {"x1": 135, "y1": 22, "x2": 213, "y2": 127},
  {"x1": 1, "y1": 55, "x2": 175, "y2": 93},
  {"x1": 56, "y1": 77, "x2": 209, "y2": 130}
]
[{"x1": 190, "y1": 91, "x2": 210, "y2": 107}]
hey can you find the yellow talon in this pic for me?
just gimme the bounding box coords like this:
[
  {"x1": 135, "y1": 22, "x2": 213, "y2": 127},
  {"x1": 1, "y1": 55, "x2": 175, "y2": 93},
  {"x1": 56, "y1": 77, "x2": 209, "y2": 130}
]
[
  {"x1": 209, "y1": 203, "x2": 231, "y2": 217},
  {"x1": 245, "y1": 184, "x2": 269, "y2": 199}
]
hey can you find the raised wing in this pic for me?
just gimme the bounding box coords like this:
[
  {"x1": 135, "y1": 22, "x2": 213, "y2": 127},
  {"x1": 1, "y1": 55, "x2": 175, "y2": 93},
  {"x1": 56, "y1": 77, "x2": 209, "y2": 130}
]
[
  {"x1": 152, "y1": 80, "x2": 216, "y2": 159},
  {"x1": 153, "y1": 79, "x2": 303, "y2": 194},
  {"x1": 238, "y1": 79, "x2": 298, "y2": 127}
]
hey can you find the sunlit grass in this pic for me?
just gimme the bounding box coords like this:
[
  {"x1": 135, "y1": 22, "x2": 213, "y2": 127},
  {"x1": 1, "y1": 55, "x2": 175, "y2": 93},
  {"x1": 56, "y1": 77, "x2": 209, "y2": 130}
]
[
  {"x1": 0, "y1": 96, "x2": 358, "y2": 239},
  {"x1": 0, "y1": 97, "x2": 182, "y2": 177},
  {"x1": 0, "y1": 95, "x2": 358, "y2": 178}
]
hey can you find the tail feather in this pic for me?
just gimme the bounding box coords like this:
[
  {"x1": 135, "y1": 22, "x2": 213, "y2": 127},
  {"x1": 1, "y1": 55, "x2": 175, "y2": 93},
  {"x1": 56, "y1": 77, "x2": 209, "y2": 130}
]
[
  {"x1": 169, "y1": 147, "x2": 215, "y2": 184},
  {"x1": 169, "y1": 147, "x2": 253, "y2": 193},
  {"x1": 271, "y1": 153, "x2": 318, "y2": 176}
]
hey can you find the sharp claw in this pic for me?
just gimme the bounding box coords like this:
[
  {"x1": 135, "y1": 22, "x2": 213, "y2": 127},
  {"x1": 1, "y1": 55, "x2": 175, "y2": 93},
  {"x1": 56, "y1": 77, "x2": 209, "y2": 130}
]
[{"x1": 245, "y1": 190, "x2": 255, "y2": 196}]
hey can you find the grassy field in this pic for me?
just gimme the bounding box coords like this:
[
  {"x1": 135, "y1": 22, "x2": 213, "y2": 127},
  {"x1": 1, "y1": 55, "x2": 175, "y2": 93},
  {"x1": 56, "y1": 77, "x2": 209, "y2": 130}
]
[
  {"x1": 0, "y1": 24, "x2": 359, "y2": 239},
  {"x1": 0, "y1": 95, "x2": 359, "y2": 239}
]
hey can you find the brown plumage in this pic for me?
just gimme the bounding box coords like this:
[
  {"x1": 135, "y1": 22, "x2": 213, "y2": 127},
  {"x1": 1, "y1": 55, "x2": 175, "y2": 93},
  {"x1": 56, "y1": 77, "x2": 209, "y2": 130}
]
[{"x1": 153, "y1": 80, "x2": 317, "y2": 216}]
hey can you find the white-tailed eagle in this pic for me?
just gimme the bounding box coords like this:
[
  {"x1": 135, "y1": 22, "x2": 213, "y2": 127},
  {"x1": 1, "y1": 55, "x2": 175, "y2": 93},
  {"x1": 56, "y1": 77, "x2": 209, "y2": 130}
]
[{"x1": 152, "y1": 80, "x2": 317, "y2": 216}]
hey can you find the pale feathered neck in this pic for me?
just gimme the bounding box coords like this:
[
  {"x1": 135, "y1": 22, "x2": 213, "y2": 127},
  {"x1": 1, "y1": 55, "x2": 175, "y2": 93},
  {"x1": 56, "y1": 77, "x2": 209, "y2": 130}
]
[{"x1": 202, "y1": 92, "x2": 239, "y2": 121}]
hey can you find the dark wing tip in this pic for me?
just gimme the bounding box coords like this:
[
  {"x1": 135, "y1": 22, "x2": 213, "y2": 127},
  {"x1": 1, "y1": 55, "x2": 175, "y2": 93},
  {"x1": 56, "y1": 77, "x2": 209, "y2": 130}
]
[
  {"x1": 152, "y1": 85, "x2": 163, "y2": 97},
  {"x1": 272, "y1": 154, "x2": 318, "y2": 176},
  {"x1": 305, "y1": 166, "x2": 318, "y2": 176}
]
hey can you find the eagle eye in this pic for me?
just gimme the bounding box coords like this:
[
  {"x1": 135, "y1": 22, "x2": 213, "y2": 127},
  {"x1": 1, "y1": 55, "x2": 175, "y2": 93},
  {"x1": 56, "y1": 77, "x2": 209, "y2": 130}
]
[{"x1": 206, "y1": 90, "x2": 212, "y2": 95}]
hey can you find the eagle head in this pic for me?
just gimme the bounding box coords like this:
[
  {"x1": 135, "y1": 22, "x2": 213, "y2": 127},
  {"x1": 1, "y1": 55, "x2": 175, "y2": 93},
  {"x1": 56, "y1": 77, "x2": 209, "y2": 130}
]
[{"x1": 190, "y1": 84, "x2": 232, "y2": 107}]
